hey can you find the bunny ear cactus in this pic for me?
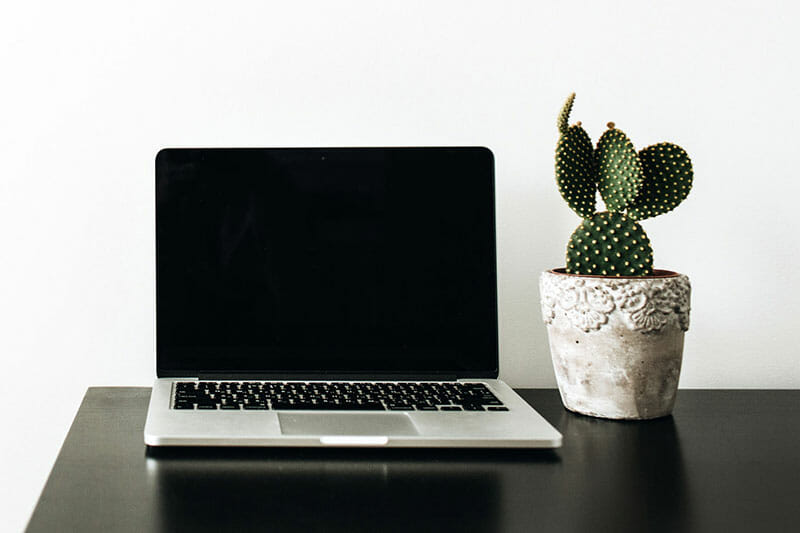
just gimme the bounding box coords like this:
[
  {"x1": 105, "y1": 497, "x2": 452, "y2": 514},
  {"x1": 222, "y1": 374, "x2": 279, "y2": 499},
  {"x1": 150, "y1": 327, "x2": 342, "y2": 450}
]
[{"x1": 554, "y1": 93, "x2": 694, "y2": 276}]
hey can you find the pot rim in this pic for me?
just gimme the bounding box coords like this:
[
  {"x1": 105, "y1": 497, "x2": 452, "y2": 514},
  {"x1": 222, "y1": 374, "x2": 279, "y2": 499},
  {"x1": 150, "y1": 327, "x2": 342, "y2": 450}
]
[{"x1": 546, "y1": 267, "x2": 683, "y2": 279}]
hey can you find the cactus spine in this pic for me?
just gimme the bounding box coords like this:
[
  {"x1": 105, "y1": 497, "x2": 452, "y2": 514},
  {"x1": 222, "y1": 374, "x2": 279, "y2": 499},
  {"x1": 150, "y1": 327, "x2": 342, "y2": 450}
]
[{"x1": 554, "y1": 94, "x2": 694, "y2": 276}]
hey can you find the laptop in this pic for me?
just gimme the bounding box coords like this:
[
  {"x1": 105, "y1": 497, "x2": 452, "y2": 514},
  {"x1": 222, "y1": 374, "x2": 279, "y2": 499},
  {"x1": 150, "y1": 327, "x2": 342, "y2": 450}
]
[{"x1": 144, "y1": 147, "x2": 562, "y2": 448}]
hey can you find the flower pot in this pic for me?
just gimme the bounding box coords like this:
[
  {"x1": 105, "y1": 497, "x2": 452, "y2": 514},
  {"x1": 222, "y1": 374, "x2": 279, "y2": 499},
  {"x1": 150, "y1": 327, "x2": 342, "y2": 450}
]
[{"x1": 539, "y1": 268, "x2": 691, "y2": 420}]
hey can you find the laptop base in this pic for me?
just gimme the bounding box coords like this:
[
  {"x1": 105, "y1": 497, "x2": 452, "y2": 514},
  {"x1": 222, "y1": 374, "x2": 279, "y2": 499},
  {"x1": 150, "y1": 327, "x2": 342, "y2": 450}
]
[{"x1": 144, "y1": 378, "x2": 562, "y2": 448}]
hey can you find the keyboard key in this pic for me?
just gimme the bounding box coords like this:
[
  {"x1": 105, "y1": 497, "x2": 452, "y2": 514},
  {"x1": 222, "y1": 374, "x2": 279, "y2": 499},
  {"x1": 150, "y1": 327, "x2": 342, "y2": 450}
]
[{"x1": 487, "y1": 406, "x2": 509, "y2": 411}]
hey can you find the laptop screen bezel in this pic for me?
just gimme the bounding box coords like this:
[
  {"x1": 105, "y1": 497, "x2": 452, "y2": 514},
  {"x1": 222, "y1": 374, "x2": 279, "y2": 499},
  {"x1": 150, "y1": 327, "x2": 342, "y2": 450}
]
[{"x1": 155, "y1": 147, "x2": 499, "y2": 380}]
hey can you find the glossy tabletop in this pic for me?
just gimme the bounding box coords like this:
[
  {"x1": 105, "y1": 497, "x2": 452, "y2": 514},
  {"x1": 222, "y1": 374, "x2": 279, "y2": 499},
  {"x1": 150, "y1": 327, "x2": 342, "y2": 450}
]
[{"x1": 27, "y1": 388, "x2": 800, "y2": 532}]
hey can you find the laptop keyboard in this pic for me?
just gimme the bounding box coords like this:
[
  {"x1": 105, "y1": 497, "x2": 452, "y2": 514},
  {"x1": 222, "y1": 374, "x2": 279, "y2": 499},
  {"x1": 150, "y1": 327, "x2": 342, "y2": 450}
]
[{"x1": 172, "y1": 381, "x2": 508, "y2": 411}]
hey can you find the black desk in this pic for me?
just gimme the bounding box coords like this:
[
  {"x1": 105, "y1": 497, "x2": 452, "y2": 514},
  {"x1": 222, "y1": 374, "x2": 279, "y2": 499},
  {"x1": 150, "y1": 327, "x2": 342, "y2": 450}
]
[{"x1": 27, "y1": 388, "x2": 799, "y2": 532}]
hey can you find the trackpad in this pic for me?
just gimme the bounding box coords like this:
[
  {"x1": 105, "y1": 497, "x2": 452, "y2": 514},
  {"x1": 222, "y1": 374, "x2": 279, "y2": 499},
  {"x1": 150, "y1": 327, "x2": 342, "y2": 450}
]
[{"x1": 278, "y1": 413, "x2": 418, "y2": 436}]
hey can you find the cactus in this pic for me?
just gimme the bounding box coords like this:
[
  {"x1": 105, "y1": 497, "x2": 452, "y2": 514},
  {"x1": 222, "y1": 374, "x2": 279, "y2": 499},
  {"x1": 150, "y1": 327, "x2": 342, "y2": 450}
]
[{"x1": 554, "y1": 94, "x2": 693, "y2": 276}]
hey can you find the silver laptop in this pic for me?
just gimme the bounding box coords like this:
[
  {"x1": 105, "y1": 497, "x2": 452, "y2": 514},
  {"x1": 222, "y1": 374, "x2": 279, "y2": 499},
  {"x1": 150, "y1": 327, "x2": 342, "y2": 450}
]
[{"x1": 144, "y1": 147, "x2": 561, "y2": 448}]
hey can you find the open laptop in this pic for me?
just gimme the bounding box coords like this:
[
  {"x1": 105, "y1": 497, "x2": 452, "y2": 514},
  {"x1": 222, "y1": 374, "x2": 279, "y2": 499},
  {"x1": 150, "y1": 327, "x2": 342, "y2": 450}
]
[{"x1": 144, "y1": 147, "x2": 561, "y2": 447}]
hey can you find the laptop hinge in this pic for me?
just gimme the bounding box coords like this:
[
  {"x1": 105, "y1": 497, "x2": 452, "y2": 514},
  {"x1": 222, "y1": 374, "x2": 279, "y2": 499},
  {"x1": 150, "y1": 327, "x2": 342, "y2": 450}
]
[{"x1": 194, "y1": 372, "x2": 462, "y2": 381}]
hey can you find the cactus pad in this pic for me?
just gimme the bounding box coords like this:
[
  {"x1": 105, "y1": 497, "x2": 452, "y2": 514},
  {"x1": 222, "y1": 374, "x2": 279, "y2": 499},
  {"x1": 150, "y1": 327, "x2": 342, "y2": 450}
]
[
  {"x1": 627, "y1": 143, "x2": 693, "y2": 221},
  {"x1": 558, "y1": 93, "x2": 576, "y2": 135},
  {"x1": 566, "y1": 211, "x2": 654, "y2": 276},
  {"x1": 556, "y1": 125, "x2": 596, "y2": 218},
  {"x1": 595, "y1": 125, "x2": 642, "y2": 213}
]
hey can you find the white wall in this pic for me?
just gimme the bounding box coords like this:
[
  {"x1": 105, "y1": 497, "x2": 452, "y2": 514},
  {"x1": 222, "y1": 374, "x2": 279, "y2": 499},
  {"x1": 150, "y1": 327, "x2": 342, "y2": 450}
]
[{"x1": 2, "y1": 0, "x2": 798, "y2": 529}]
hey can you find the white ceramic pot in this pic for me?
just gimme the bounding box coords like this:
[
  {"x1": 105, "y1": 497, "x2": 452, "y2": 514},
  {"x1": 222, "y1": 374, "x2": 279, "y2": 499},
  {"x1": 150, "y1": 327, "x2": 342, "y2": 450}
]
[{"x1": 539, "y1": 269, "x2": 691, "y2": 420}]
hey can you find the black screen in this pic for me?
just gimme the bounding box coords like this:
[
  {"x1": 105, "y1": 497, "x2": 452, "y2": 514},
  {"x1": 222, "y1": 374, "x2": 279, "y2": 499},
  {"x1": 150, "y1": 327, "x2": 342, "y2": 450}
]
[{"x1": 156, "y1": 148, "x2": 498, "y2": 378}]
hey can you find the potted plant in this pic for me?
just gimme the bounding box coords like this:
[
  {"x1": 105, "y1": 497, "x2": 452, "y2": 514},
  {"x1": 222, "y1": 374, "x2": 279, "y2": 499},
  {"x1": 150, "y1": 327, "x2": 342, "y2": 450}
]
[{"x1": 540, "y1": 93, "x2": 693, "y2": 420}]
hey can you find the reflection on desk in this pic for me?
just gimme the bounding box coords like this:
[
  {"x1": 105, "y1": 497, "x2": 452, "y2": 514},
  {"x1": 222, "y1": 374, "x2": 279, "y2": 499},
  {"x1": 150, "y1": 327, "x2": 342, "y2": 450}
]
[
  {"x1": 147, "y1": 447, "x2": 548, "y2": 531},
  {"x1": 26, "y1": 388, "x2": 800, "y2": 533},
  {"x1": 554, "y1": 411, "x2": 690, "y2": 531}
]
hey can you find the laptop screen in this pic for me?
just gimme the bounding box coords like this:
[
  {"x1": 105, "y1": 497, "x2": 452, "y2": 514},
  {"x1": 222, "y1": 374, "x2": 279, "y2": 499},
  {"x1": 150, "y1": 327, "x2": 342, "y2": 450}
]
[{"x1": 156, "y1": 148, "x2": 498, "y2": 378}]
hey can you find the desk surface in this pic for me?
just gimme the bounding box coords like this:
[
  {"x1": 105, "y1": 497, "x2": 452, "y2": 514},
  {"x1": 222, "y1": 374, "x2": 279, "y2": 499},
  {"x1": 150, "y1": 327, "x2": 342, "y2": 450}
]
[{"x1": 27, "y1": 388, "x2": 799, "y2": 532}]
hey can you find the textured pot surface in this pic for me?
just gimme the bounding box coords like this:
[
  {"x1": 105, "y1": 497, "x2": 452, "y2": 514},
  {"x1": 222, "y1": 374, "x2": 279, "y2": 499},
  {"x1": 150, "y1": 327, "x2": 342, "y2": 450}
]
[{"x1": 540, "y1": 269, "x2": 691, "y2": 420}]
